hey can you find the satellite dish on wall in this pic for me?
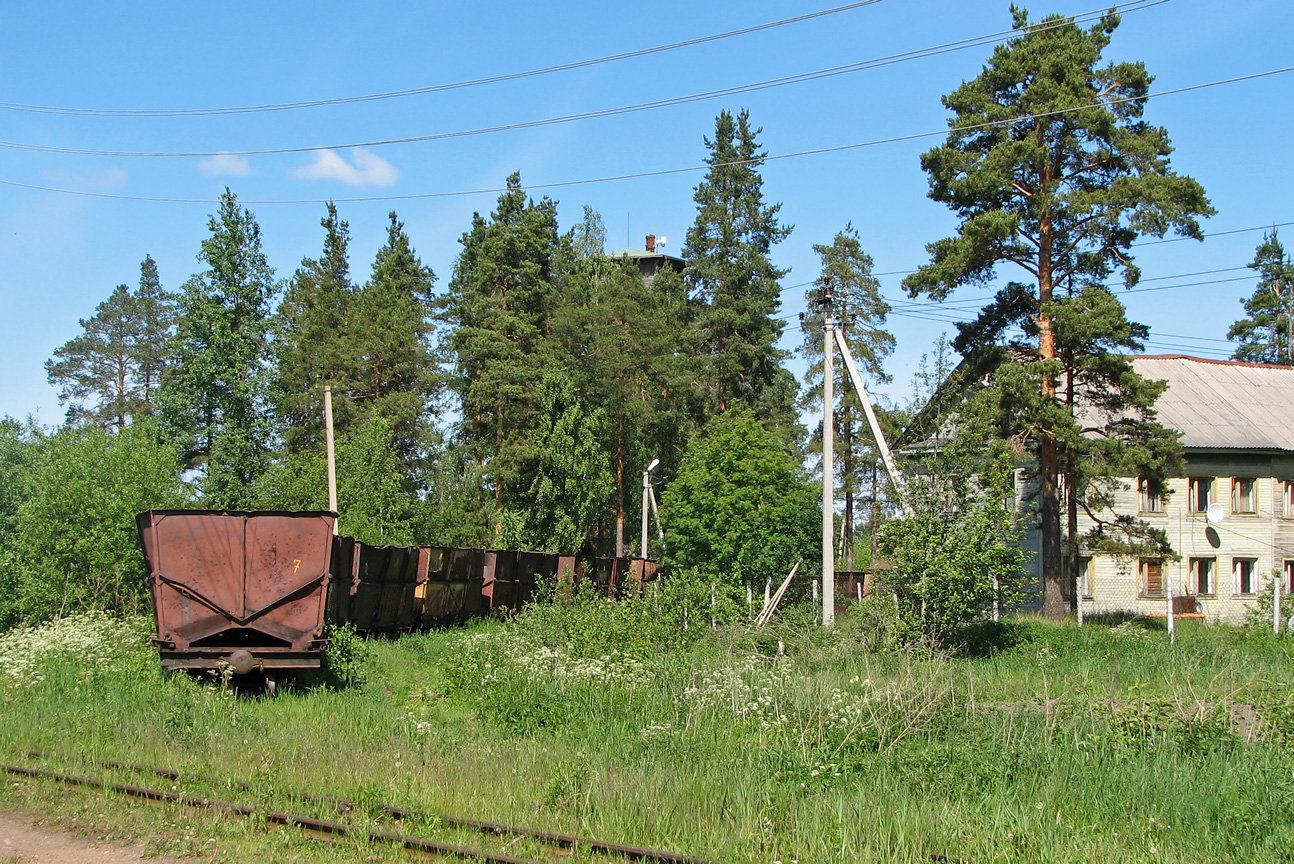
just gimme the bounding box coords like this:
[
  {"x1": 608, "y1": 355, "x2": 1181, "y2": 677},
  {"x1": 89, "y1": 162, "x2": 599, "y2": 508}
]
[{"x1": 1206, "y1": 502, "x2": 1225, "y2": 524}]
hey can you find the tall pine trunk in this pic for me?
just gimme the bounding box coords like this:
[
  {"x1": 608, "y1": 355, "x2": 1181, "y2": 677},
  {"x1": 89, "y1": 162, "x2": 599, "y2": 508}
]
[{"x1": 1038, "y1": 201, "x2": 1065, "y2": 619}]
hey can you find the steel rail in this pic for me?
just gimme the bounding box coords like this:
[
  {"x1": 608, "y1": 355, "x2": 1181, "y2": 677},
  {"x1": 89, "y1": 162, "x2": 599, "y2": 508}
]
[
  {"x1": 24, "y1": 753, "x2": 721, "y2": 864},
  {"x1": 2, "y1": 763, "x2": 541, "y2": 864}
]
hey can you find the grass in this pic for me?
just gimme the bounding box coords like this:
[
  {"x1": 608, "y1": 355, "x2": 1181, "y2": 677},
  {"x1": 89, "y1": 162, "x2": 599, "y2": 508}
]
[{"x1": 0, "y1": 598, "x2": 1292, "y2": 863}]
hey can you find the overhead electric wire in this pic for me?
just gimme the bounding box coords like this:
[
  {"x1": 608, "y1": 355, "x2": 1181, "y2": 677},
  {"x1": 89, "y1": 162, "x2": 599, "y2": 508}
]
[
  {"x1": 0, "y1": 0, "x2": 1172, "y2": 159},
  {"x1": 0, "y1": 1, "x2": 886, "y2": 118},
  {"x1": 1, "y1": 63, "x2": 1286, "y2": 207}
]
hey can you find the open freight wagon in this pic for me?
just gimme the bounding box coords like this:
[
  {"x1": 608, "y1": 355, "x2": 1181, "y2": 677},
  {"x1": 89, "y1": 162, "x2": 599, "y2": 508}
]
[{"x1": 138, "y1": 509, "x2": 659, "y2": 675}]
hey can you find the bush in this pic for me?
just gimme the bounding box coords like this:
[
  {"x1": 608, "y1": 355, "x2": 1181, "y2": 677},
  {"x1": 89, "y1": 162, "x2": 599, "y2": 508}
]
[
  {"x1": 661, "y1": 410, "x2": 818, "y2": 587},
  {"x1": 4, "y1": 421, "x2": 185, "y2": 624}
]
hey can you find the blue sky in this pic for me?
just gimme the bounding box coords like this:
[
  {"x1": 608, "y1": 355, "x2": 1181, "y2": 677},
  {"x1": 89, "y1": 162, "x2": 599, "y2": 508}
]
[{"x1": 2, "y1": 0, "x2": 1291, "y2": 424}]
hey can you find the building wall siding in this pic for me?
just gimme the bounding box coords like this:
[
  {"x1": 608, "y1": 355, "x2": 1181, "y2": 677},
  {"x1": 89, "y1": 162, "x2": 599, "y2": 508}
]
[{"x1": 1071, "y1": 455, "x2": 1288, "y2": 624}]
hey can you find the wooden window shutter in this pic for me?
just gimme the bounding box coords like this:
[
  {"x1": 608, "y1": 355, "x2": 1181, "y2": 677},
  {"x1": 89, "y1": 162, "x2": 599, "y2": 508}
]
[{"x1": 1144, "y1": 560, "x2": 1163, "y2": 596}]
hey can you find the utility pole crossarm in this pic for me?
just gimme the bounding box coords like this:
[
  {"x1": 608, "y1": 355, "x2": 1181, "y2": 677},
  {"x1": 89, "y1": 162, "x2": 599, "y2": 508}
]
[{"x1": 832, "y1": 328, "x2": 911, "y2": 517}]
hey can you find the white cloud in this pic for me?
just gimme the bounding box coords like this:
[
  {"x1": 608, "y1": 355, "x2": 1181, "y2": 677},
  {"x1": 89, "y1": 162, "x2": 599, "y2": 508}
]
[
  {"x1": 198, "y1": 153, "x2": 254, "y2": 176},
  {"x1": 45, "y1": 167, "x2": 128, "y2": 189},
  {"x1": 293, "y1": 147, "x2": 398, "y2": 187}
]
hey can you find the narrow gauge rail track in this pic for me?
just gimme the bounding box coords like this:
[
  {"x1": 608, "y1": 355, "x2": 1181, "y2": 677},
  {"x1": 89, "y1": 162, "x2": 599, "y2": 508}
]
[{"x1": 8, "y1": 755, "x2": 720, "y2": 864}]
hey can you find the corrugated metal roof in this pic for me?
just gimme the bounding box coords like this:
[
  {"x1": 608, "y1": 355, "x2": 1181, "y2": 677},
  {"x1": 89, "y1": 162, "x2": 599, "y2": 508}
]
[{"x1": 1131, "y1": 355, "x2": 1294, "y2": 451}]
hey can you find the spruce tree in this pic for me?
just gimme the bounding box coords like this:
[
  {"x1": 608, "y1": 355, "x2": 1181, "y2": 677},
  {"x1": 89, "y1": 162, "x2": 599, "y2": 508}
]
[
  {"x1": 443, "y1": 173, "x2": 565, "y2": 523},
  {"x1": 274, "y1": 202, "x2": 358, "y2": 452},
  {"x1": 352, "y1": 211, "x2": 439, "y2": 465},
  {"x1": 684, "y1": 109, "x2": 795, "y2": 424},
  {"x1": 160, "y1": 189, "x2": 279, "y2": 508},
  {"x1": 1228, "y1": 230, "x2": 1294, "y2": 364},
  {"x1": 902, "y1": 8, "x2": 1210, "y2": 617}
]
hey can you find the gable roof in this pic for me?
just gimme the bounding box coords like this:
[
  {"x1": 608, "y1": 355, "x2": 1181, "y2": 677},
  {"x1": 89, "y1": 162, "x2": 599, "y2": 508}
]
[{"x1": 1130, "y1": 355, "x2": 1294, "y2": 452}]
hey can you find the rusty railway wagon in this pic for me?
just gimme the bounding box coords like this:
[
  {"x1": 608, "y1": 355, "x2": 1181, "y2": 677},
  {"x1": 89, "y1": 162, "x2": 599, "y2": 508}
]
[{"x1": 137, "y1": 509, "x2": 658, "y2": 675}]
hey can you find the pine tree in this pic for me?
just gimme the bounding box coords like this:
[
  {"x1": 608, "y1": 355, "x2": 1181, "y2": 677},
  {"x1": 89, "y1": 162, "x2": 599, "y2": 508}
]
[
  {"x1": 160, "y1": 189, "x2": 280, "y2": 508},
  {"x1": 902, "y1": 8, "x2": 1210, "y2": 618},
  {"x1": 1228, "y1": 230, "x2": 1294, "y2": 364},
  {"x1": 274, "y1": 202, "x2": 358, "y2": 452},
  {"x1": 684, "y1": 109, "x2": 795, "y2": 423},
  {"x1": 797, "y1": 226, "x2": 894, "y2": 569},
  {"x1": 443, "y1": 173, "x2": 566, "y2": 524},
  {"x1": 46, "y1": 256, "x2": 174, "y2": 430}
]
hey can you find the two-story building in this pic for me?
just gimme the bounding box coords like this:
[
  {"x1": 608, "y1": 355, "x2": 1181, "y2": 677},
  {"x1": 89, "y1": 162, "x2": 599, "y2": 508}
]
[{"x1": 1069, "y1": 355, "x2": 1294, "y2": 623}]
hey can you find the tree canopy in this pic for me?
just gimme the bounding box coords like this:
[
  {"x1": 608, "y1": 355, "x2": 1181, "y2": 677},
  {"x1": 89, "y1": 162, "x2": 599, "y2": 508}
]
[
  {"x1": 684, "y1": 109, "x2": 796, "y2": 426},
  {"x1": 661, "y1": 410, "x2": 818, "y2": 585},
  {"x1": 1228, "y1": 230, "x2": 1294, "y2": 364},
  {"x1": 902, "y1": 7, "x2": 1210, "y2": 617}
]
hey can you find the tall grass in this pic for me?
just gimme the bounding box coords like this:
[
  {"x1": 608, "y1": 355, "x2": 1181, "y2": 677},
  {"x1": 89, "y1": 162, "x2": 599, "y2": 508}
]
[{"x1": 0, "y1": 597, "x2": 1291, "y2": 862}]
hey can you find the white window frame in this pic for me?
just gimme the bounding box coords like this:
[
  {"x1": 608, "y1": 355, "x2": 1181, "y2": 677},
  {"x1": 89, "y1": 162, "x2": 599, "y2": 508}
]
[
  {"x1": 1283, "y1": 481, "x2": 1294, "y2": 518},
  {"x1": 1190, "y1": 557, "x2": 1215, "y2": 596},
  {"x1": 1233, "y1": 557, "x2": 1257, "y2": 596},
  {"x1": 1078, "y1": 556, "x2": 1093, "y2": 599},
  {"x1": 1188, "y1": 477, "x2": 1213, "y2": 513},
  {"x1": 1231, "y1": 478, "x2": 1257, "y2": 515},
  {"x1": 1138, "y1": 477, "x2": 1165, "y2": 514}
]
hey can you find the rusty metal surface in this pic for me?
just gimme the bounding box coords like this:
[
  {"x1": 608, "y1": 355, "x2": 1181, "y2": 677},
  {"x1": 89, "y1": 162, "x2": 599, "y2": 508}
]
[
  {"x1": 141, "y1": 510, "x2": 663, "y2": 668},
  {"x1": 137, "y1": 510, "x2": 335, "y2": 670}
]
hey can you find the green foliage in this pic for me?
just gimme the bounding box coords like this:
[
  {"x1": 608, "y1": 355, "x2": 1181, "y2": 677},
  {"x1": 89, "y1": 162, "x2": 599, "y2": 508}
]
[
  {"x1": 160, "y1": 189, "x2": 280, "y2": 508},
  {"x1": 350, "y1": 211, "x2": 440, "y2": 465},
  {"x1": 319, "y1": 621, "x2": 368, "y2": 688},
  {"x1": 444, "y1": 172, "x2": 567, "y2": 523},
  {"x1": 1242, "y1": 572, "x2": 1294, "y2": 632},
  {"x1": 902, "y1": 8, "x2": 1210, "y2": 616},
  {"x1": 3, "y1": 421, "x2": 185, "y2": 623},
  {"x1": 553, "y1": 254, "x2": 697, "y2": 555},
  {"x1": 273, "y1": 202, "x2": 358, "y2": 452},
  {"x1": 500, "y1": 367, "x2": 614, "y2": 554},
  {"x1": 684, "y1": 109, "x2": 796, "y2": 424},
  {"x1": 254, "y1": 413, "x2": 418, "y2": 546},
  {"x1": 662, "y1": 410, "x2": 818, "y2": 585},
  {"x1": 797, "y1": 225, "x2": 895, "y2": 570},
  {"x1": 877, "y1": 441, "x2": 1027, "y2": 644},
  {"x1": 45, "y1": 256, "x2": 175, "y2": 430},
  {"x1": 1228, "y1": 229, "x2": 1294, "y2": 364},
  {"x1": 3, "y1": 606, "x2": 1294, "y2": 864},
  {"x1": 570, "y1": 205, "x2": 606, "y2": 260}
]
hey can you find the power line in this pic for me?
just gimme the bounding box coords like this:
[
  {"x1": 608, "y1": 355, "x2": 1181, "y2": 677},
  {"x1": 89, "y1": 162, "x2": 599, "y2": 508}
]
[
  {"x1": 0, "y1": 1, "x2": 1172, "y2": 159},
  {"x1": 2, "y1": 63, "x2": 1285, "y2": 207},
  {"x1": 0, "y1": 1, "x2": 886, "y2": 118}
]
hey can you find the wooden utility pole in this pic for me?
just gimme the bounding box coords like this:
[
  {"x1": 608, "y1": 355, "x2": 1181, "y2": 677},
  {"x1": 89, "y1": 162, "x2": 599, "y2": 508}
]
[
  {"x1": 822, "y1": 282, "x2": 836, "y2": 629},
  {"x1": 324, "y1": 384, "x2": 338, "y2": 535}
]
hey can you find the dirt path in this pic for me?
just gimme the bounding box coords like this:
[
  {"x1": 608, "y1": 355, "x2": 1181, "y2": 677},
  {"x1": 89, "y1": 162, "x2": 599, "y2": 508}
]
[{"x1": 0, "y1": 809, "x2": 188, "y2": 864}]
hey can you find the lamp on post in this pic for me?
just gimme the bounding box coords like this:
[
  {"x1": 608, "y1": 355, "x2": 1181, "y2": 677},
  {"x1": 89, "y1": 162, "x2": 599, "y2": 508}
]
[{"x1": 642, "y1": 458, "x2": 660, "y2": 559}]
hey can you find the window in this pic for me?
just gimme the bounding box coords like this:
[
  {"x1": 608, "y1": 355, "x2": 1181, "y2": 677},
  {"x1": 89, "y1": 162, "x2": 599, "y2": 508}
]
[
  {"x1": 1233, "y1": 558, "x2": 1257, "y2": 595},
  {"x1": 1141, "y1": 558, "x2": 1164, "y2": 598},
  {"x1": 1232, "y1": 478, "x2": 1257, "y2": 514},
  {"x1": 1284, "y1": 481, "x2": 1294, "y2": 517},
  {"x1": 1285, "y1": 560, "x2": 1294, "y2": 595},
  {"x1": 1188, "y1": 477, "x2": 1213, "y2": 513},
  {"x1": 1078, "y1": 557, "x2": 1092, "y2": 599},
  {"x1": 1190, "y1": 558, "x2": 1215, "y2": 595},
  {"x1": 1138, "y1": 477, "x2": 1165, "y2": 514}
]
